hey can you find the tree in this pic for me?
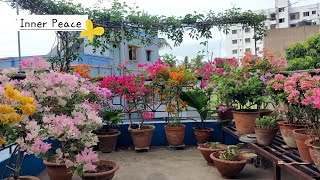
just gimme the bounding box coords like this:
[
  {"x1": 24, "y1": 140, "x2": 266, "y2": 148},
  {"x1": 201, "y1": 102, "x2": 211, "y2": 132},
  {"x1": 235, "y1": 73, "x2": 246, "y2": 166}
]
[
  {"x1": 182, "y1": 56, "x2": 190, "y2": 69},
  {"x1": 286, "y1": 33, "x2": 320, "y2": 70},
  {"x1": 158, "y1": 38, "x2": 172, "y2": 50},
  {"x1": 161, "y1": 54, "x2": 177, "y2": 67},
  {"x1": 190, "y1": 54, "x2": 205, "y2": 70}
]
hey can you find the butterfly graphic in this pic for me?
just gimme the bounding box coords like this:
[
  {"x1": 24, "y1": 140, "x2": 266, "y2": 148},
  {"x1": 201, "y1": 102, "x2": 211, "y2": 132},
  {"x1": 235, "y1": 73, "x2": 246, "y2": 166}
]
[{"x1": 80, "y1": 19, "x2": 104, "y2": 41}]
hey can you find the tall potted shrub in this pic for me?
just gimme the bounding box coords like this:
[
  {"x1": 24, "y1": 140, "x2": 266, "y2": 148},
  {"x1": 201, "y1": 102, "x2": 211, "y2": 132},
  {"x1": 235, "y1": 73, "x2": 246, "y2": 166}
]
[
  {"x1": 180, "y1": 88, "x2": 213, "y2": 143},
  {"x1": 100, "y1": 73, "x2": 155, "y2": 149},
  {"x1": 268, "y1": 73, "x2": 311, "y2": 149},
  {"x1": 146, "y1": 60, "x2": 197, "y2": 146}
]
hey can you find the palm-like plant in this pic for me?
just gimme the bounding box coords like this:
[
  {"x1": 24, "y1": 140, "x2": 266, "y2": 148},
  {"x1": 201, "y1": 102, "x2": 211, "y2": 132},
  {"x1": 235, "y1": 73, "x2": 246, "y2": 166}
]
[{"x1": 180, "y1": 88, "x2": 211, "y2": 129}]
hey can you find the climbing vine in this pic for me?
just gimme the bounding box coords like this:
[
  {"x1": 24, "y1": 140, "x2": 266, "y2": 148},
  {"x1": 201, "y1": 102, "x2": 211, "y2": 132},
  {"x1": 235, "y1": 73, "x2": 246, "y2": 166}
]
[{"x1": 9, "y1": 0, "x2": 267, "y2": 71}]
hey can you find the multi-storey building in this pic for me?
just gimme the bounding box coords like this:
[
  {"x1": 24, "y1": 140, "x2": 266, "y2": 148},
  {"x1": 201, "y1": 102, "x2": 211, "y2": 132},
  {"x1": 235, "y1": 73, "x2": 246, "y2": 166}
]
[{"x1": 226, "y1": 0, "x2": 320, "y2": 59}]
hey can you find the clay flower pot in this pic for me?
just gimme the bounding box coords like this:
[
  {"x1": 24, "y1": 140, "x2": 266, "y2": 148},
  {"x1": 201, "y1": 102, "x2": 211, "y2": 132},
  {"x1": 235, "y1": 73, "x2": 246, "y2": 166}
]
[
  {"x1": 128, "y1": 125, "x2": 155, "y2": 148},
  {"x1": 293, "y1": 129, "x2": 313, "y2": 163},
  {"x1": 305, "y1": 138, "x2": 320, "y2": 165},
  {"x1": 210, "y1": 153, "x2": 247, "y2": 178},
  {"x1": 254, "y1": 127, "x2": 276, "y2": 146},
  {"x1": 43, "y1": 160, "x2": 73, "y2": 180},
  {"x1": 165, "y1": 124, "x2": 186, "y2": 146},
  {"x1": 97, "y1": 129, "x2": 121, "y2": 153},
  {"x1": 259, "y1": 109, "x2": 273, "y2": 117},
  {"x1": 81, "y1": 160, "x2": 119, "y2": 180},
  {"x1": 277, "y1": 121, "x2": 305, "y2": 148},
  {"x1": 194, "y1": 127, "x2": 214, "y2": 144},
  {"x1": 232, "y1": 110, "x2": 260, "y2": 134},
  {"x1": 218, "y1": 106, "x2": 236, "y2": 120},
  {"x1": 197, "y1": 143, "x2": 227, "y2": 166}
]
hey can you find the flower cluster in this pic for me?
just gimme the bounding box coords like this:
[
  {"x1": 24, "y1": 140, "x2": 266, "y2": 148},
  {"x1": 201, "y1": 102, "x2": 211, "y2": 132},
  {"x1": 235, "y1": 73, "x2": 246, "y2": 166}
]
[
  {"x1": 74, "y1": 64, "x2": 91, "y2": 79},
  {"x1": 0, "y1": 84, "x2": 36, "y2": 146},
  {"x1": 20, "y1": 56, "x2": 51, "y2": 70},
  {"x1": 66, "y1": 147, "x2": 99, "y2": 175}
]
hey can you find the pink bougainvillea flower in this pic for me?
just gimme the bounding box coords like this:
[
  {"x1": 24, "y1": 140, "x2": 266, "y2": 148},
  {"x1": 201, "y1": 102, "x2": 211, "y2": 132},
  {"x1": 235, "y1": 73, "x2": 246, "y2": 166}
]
[{"x1": 142, "y1": 111, "x2": 154, "y2": 121}]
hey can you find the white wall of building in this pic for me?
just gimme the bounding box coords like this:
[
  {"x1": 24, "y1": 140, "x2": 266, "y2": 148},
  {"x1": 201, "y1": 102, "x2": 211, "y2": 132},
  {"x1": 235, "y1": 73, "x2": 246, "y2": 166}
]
[{"x1": 226, "y1": 0, "x2": 320, "y2": 59}]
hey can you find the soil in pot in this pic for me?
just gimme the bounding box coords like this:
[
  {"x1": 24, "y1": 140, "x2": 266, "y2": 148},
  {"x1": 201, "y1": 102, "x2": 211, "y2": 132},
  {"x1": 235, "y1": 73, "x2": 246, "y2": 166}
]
[
  {"x1": 305, "y1": 138, "x2": 320, "y2": 165},
  {"x1": 197, "y1": 143, "x2": 227, "y2": 166},
  {"x1": 9, "y1": 176, "x2": 40, "y2": 180},
  {"x1": 278, "y1": 121, "x2": 305, "y2": 148},
  {"x1": 165, "y1": 124, "x2": 186, "y2": 146},
  {"x1": 96, "y1": 129, "x2": 121, "y2": 153},
  {"x1": 254, "y1": 127, "x2": 276, "y2": 146},
  {"x1": 218, "y1": 107, "x2": 236, "y2": 120},
  {"x1": 210, "y1": 153, "x2": 247, "y2": 179},
  {"x1": 194, "y1": 127, "x2": 214, "y2": 144},
  {"x1": 81, "y1": 160, "x2": 119, "y2": 180},
  {"x1": 293, "y1": 129, "x2": 313, "y2": 163},
  {"x1": 128, "y1": 125, "x2": 155, "y2": 148},
  {"x1": 233, "y1": 110, "x2": 260, "y2": 134},
  {"x1": 259, "y1": 109, "x2": 273, "y2": 117},
  {"x1": 43, "y1": 160, "x2": 73, "y2": 180}
]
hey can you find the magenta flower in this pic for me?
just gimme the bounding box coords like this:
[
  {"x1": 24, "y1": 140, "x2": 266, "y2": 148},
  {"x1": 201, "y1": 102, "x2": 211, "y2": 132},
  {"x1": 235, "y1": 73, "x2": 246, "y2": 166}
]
[
  {"x1": 218, "y1": 105, "x2": 228, "y2": 112},
  {"x1": 142, "y1": 111, "x2": 154, "y2": 121}
]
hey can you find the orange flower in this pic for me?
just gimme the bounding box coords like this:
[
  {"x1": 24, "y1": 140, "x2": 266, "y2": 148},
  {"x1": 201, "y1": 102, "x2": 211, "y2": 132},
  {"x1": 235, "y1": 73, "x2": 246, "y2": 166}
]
[
  {"x1": 74, "y1": 64, "x2": 91, "y2": 79},
  {"x1": 169, "y1": 72, "x2": 184, "y2": 82}
]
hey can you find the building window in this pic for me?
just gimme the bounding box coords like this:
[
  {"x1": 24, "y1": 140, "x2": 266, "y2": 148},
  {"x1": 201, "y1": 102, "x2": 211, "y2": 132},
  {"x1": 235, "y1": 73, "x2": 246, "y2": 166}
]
[
  {"x1": 245, "y1": 28, "x2": 250, "y2": 33},
  {"x1": 303, "y1": 12, "x2": 310, "y2": 17},
  {"x1": 256, "y1": 47, "x2": 260, "y2": 52},
  {"x1": 245, "y1": 48, "x2": 251, "y2": 52},
  {"x1": 270, "y1": 24, "x2": 276, "y2": 29},
  {"x1": 232, "y1": 49, "x2": 237, "y2": 54},
  {"x1": 290, "y1": 24, "x2": 297, "y2": 27},
  {"x1": 232, "y1": 30, "x2": 237, "y2": 34},
  {"x1": 270, "y1": 13, "x2": 276, "y2": 20},
  {"x1": 245, "y1": 38, "x2": 251, "y2": 43},
  {"x1": 279, "y1": 18, "x2": 285, "y2": 23},
  {"x1": 290, "y1": 12, "x2": 299, "y2": 20},
  {"x1": 232, "y1": 39, "x2": 237, "y2": 44},
  {"x1": 312, "y1": 10, "x2": 317, "y2": 15},
  {"x1": 146, "y1": 50, "x2": 152, "y2": 61},
  {"x1": 128, "y1": 45, "x2": 139, "y2": 61},
  {"x1": 279, "y1": 7, "x2": 285, "y2": 12}
]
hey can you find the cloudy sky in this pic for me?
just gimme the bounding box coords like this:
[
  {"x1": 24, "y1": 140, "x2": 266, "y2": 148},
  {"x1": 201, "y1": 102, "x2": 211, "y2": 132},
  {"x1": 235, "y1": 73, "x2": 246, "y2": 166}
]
[{"x1": 0, "y1": 0, "x2": 318, "y2": 60}]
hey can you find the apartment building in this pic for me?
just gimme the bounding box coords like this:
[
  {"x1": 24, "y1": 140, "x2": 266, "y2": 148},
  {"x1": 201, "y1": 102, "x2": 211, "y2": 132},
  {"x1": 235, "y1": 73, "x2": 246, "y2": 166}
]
[{"x1": 226, "y1": 0, "x2": 320, "y2": 59}]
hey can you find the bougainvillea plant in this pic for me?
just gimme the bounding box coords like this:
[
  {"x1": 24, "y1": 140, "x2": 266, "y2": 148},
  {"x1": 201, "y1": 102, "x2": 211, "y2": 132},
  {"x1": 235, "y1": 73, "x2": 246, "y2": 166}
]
[
  {"x1": 73, "y1": 64, "x2": 91, "y2": 79},
  {"x1": 99, "y1": 73, "x2": 154, "y2": 127},
  {"x1": 146, "y1": 60, "x2": 197, "y2": 125}
]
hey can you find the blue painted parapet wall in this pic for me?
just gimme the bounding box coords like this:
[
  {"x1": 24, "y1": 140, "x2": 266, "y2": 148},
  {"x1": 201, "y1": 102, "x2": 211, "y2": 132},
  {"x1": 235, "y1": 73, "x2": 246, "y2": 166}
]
[{"x1": 0, "y1": 120, "x2": 239, "y2": 178}]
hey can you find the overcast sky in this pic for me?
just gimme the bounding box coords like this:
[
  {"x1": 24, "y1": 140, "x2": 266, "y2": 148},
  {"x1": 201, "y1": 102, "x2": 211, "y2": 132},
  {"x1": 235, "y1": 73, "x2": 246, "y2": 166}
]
[{"x1": 0, "y1": 0, "x2": 318, "y2": 60}]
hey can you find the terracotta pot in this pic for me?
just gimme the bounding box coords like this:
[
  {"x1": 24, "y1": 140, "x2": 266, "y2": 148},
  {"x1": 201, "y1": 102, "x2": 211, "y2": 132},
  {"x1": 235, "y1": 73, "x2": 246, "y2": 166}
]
[
  {"x1": 293, "y1": 129, "x2": 313, "y2": 163},
  {"x1": 305, "y1": 138, "x2": 320, "y2": 165},
  {"x1": 194, "y1": 128, "x2": 214, "y2": 144},
  {"x1": 232, "y1": 110, "x2": 260, "y2": 134},
  {"x1": 165, "y1": 124, "x2": 186, "y2": 146},
  {"x1": 43, "y1": 160, "x2": 73, "y2": 180},
  {"x1": 218, "y1": 107, "x2": 236, "y2": 120},
  {"x1": 97, "y1": 130, "x2": 121, "y2": 153},
  {"x1": 81, "y1": 160, "x2": 119, "y2": 180},
  {"x1": 259, "y1": 109, "x2": 273, "y2": 117},
  {"x1": 210, "y1": 153, "x2": 247, "y2": 178},
  {"x1": 128, "y1": 125, "x2": 155, "y2": 148},
  {"x1": 254, "y1": 127, "x2": 276, "y2": 146},
  {"x1": 277, "y1": 121, "x2": 305, "y2": 148},
  {"x1": 197, "y1": 144, "x2": 227, "y2": 166}
]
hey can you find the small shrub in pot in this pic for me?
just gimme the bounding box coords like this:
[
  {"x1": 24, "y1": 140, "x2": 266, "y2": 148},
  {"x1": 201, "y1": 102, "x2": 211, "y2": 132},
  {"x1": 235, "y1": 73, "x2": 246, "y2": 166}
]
[{"x1": 255, "y1": 115, "x2": 279, "y2": 146}]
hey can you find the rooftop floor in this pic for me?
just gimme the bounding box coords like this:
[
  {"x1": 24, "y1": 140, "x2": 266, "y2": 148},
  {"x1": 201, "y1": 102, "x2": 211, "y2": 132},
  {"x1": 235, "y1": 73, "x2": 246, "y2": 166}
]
[{"x1": 39, "y1": 146, "x2": 294, "y2": 180}]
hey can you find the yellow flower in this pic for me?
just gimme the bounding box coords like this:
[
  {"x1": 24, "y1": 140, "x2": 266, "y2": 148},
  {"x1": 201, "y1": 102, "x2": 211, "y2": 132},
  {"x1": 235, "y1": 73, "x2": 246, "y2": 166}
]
[
  {"x1": 0, "y1": 114, "x2": 10, "y2": 125},
  {"x1": 19, "y1": 96, "x2": 35, "y2": 105},
  {"x1": 4, "y1": 84, "x2": 20, "y2": 101},
  {"x1": 80, "y1": 19, "x2": 105, "y2": 41},
  {"x1": 21, "y1": 104, "x2": 36, "y2": 115},
  {"x1": 9, "y1": 112, "x2": 22, "y2": 123},
  {"x1": 0, "y1": 104, "x2": 16, "y2": 113},
  {"x1": 0, "y1": 136, "x2": 5, "y2": 146}
]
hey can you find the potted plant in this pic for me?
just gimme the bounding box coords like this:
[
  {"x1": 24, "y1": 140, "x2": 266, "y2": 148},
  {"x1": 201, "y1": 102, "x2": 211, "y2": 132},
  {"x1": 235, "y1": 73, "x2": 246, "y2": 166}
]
[
  {"x1": 81, "y1": 160, "x2": 119, "y2": 180},
  {"x1": 255, "y1": 115, "x2": 279, "y2": 146},
  {"x1": 180, "y1": 88, "x2": 214, "y2": 143},
  {"x1": 95, "y1": 106, "x2": 122, "y2": 153},
  {"x1": 146, "y1": 60, "x2": 197, "y2": 146},
  {"x1": 268, "y1": 73, "x2": 311, "y2": 148},
  {"x1": 100, "y1": 73, "x2": 155, "y2": 149},
  {"x1": 301, "y1": 87, "x2": 320, "y2": 166},
  {"x1": 197, "y1": 142, "x2": 227, "y2": 166},
  {"x1": 11, "y1": 66, "x2": 113, "y2": 180},
  {"x1": 210, "y1": 143, "x2": 254, "y2": 179}
]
